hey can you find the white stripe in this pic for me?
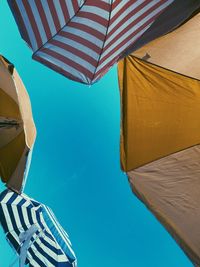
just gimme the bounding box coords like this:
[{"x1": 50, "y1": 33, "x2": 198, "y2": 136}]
[
  {"x1": 12, "y1": 196, "x2": 25, "y2": 233},
  {"x1": 16, "y1": 0, "x2": 37, "y2": 50},
  {"x1": 46, "y1": 207, "x2": 71, "y2": 242},
  {"x1": 63, "y1": 26, "x2": 103, "y2": 48},
  {"x1": 21, "y1": 201, "x2": 33, "y2": 229},
  {"x1": 35, "y1": 51, "x2": 91, "y2": 83},
  {"x1": 106, "y1": 0, "x2": 171, "y2": 46},
  {"x1": 53, "y1": 0, "x2": 66, "y2": 27},
  {"x1": 101, "y1": 1, "x2": 171, "y2": 63},
  {"x1": 38, "y1": 213, "x2": 69, "y2": 263},
  {"x1": 27, "y1": 254, "x2": 41, "y2": 267},
  {"x1": 81, "y1": 5, "x2": 110, "y2": 19},
  {"x1": 1, "y1": 191, "x2": 14, "y2": 203},
  {"x1": 43, "y1": 208, "x2": 73, "y2": 256},
  {"x1": 30, "y1": 240, "x2": 53, "y2": 267},
  {"x1": 40, "y1": 0, "x2": 56, "y2": 36},
  {"x1": 1, "y1": 203, "x2": 14, "y2": 232},
  {"x1": 41, "y1": 230, "x2": 58, "y2": 248},
  {"x1": 66, "y1": 0, "x2": 75, "y2": 18},
  {"x1": 30, "y1": 207, "x2": 40, "y2": 226},
  {"x1": 54, "y1": 34, "x2": 99, "y2": 60},
  {"x1": 35, "y1": 237, "x2": 61, "y2": 264},
  {"x1": 111, "y1": 0, "x2": 133, "y2": 18},
  {"x1": 72, "y1": 16, "x2": 107, "y2": 34},
  {"x1": 95, "y1": 25, "x2": 150, "y2": 77},
  {"x1": 7, "y1": 230, "x2": 20, "y2": 245},
  {"x1": 45, "y1": 207, "x2": 75, "y2": 256},
  {"x1": 110, "y1": 0, "x2": 145, "y2": 30},
  {"x1": 44, "y1": 43, "x2": 96, "y2": 73},
  {"x1": 78, "y1": 0, "x2": 85, "y2": 5},
  {"x1": 28, "y1": 0, "x2": 47, "y2": 44},
  {"x1": 6, "y1": 230, "x2": 20, "y2": 257}
]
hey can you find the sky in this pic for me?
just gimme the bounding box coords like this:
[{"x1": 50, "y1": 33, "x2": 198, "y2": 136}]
[{"x1": 0, "y1": 1, "x2": 193, "y2": 267}]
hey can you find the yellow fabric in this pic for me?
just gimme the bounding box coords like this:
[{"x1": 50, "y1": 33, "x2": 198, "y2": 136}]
[
  {"x1": 0, "y1": 131, "x2": 25, "y2": 183},
  {"x1": 13, "y1": 69, "x2": 36, "y2": 148},
  {"x1": 0, "y1": 55, "x2": 36, "y2": 192},
  {"x1": 0, "y1": 87, "x2": 20, "y2": 118},
  {"x1": 118, "y1": 56, "x2": 200, "y2": 171}
]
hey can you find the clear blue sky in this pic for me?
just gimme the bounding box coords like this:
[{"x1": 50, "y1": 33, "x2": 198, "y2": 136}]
[{"x1": 0, "y1": 1, "x2": 192, "y2": 267}]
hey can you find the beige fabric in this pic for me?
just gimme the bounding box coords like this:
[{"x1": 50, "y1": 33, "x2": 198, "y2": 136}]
[
  {"x1": 0, "y1": 56, "x2": 36, "y2": 192},
  {"x1": 0, "y1": 117, "x2": 22, "y2": 149},
  {"x1": 128, "y1": 145, "x2": 200, "y2": 266},
  {"x1": 7, "y1": 146, "x2": 30, "y2": 193},
  {"x1": 133, "y1": 13, "x2": 200, "y2": 80},
  {"x1": 12, "y1": 69, "x2": 36, "y2": 148},
  {"x1": 118, "y1": 56, "x2": 200, "y2": 172}
]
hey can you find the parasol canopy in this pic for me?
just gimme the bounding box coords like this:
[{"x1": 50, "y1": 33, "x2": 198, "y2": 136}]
[
  {"x1": 8, "y1": 0, "x2": 174, "y2": 84},
  {"x1": 0, "y1": 56, "x2": 36, "y2": 193},
  {"x1": 0, "y1": 189, "x2": 77, "y2": 267},
  {"x1": 118, "y1": 10, "x2": 200, "y2": 266}
]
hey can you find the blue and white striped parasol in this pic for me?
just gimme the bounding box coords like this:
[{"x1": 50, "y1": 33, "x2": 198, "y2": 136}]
[{"x1": 0, "y1": 189, "x2": 77, "y2": 267}]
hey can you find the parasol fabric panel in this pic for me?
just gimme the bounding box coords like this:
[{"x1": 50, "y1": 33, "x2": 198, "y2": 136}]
[
  {"x1": 128, "y1": 145, "x2": 200, "y2": 266},
  {"x1": 0, "y1": 189, "x2": 77, "y2": 267},
  {"x1": 8, "y1": 0, "x2": 174, "y2": 84},
  {"x1": 0, "y1": 56, "x2": 36, "y2": 193},
  {"x1": 133, "y1": 12, "x2": 200, "y2": 80},
  {"x1": 123, "y1": 0, "x2": 200, "y2": 55},
  {"x1": 118, "y1": 56, "x2": 200, "y2": 172},
  {"x1": 118, "y1": 12, "x2": 200, "y2": 263}
]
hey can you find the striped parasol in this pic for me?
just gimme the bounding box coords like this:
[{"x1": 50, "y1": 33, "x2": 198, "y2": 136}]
[
  {"x1": 0, "y1": 189, "x2": 77, "y2": 267},
  {"x1": 8, "y1": 0, "x2": 174, "y2": 84},
  {"x1": 0, "y1": 56, "x2": 36, "y2": 193}
]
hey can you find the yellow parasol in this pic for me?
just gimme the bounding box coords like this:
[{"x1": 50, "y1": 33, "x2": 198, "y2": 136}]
[{"x1": 0, "y1": 56, "x2": 36, "y2": 193}]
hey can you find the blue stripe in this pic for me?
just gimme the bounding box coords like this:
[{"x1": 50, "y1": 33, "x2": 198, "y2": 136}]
[
  {"x1": 7, "y1": 193, "x2": 18, "y2": 204},
  {"x1": 0, "y1": 189, "x2": 76, "y2": 266},
  {"x1": 30, "y1": 239, "x2": 59, "y2": 266},
  {"x1": 7, "y1": 204, "x2": 20, "y2": 235},
  {"x1": 0, "y1": 204, "x2": 8, "y2": 233},
  {"x1": 40, "y1": 235, "x2": 64, "y2": 255},
  {"x1": 17, "y1": 204, "x2": 28, "y2": 231},
  {"x1": 6, "y1": 232, "x2": 20, "y2": 252},
  {"x1": 18, "y1": 198, "x2": 26, "y2": 207},
  {"x1": 0, "y1": 189, "x2": 9, "y2": 201},
  {"x1": 43, "y1": 206, "x2": 76, "y2": 262},
  {"x1": 30, "y1": 199, "x2": 41, "y2": 207},
  {"x1": 43, "y1": 229, "x2": 55, "y2": 242},
  {"x1": 28, "y1": 247, "x2": 47, "y2": 267},
  {"x1": 26, "y1": 204, "x2": 34, "y2": 225}
]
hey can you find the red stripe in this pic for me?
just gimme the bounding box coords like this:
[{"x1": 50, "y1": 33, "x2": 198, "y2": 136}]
[
  {"x1": 112, "y1": 0, "x2": 124, "y2": 10},
  {"x1": 94, "y1": 55, "x2": 118, "y2": 83},
  {"x1": 104, "y1": 1, "x2": 168, "y2": 53},
  {"x1": 71, "y1": 0, "x2": 79, "y2": 13},
  {"x1": 111, "y1": 0, "x2": 141, "y2": 24},
  {"x1": 50, "y1": 39, "x2": 97, "y2": 67},
  {"x1": 34, "y1": 54, "x2": 85, "y2": 84},
  {"x1": 109, "y1": 0, "x2": 153, "y2": 36},
  {"x1": 95, "y1": 12, "x2": 163, "y2": 79},
  {"x1": 86, "y1": 0, "x2": 110, "y2": 11},
  {"x1": 59, "y1": 31, "x2": 102, "y2": 54},
  {"x1": 11, "y1": 1, "x2": 32, "y2": 48},
  {"x1": 35, "y1": 1, "x2": 52, "y2": 40},
  {"x1": 69, "y1": 22, "x2": 105, "y2": 41},
  {"x1": 76, "y1": 12, "x2": 109, "y2": 27},
  {"x1": 59, "y1": 0, "x2": 70, "y2": 22},
  {"x1": 22, "y1": 0, "x2": 43, "y2": 49},
  {"x1": 39, "y1": 48, "x2": 94, "y2": 79},
  {"x1": 47, "y1": 0, "x2": 61, "y2": 31}
]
